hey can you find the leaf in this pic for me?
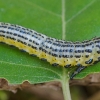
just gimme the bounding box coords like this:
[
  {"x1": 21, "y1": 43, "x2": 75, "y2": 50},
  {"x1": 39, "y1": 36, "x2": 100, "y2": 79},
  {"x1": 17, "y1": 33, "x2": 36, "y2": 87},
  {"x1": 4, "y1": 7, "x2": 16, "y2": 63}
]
[
  {"x1": 0, "y1": 0, "x2": 62, "y2": 84},
  {"x1": 0, "y1": 0, "x2": 100, "y2": 85},
  {"x1": 66, "y1": 0, "x2": 100, "y2": 79}
]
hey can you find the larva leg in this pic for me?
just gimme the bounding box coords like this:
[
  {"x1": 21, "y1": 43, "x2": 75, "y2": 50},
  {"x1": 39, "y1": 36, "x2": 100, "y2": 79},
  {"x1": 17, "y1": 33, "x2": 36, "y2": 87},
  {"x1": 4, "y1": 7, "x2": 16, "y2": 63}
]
[
  {"x1": 52, "y1": 63, "x2": 59, "y2": 66},
  {"x1": 70, "y1": 65, "x2": 86, "y2": 79},
  {"x1": 41, "y1": 58, "x2": 47, "y2": 61}
]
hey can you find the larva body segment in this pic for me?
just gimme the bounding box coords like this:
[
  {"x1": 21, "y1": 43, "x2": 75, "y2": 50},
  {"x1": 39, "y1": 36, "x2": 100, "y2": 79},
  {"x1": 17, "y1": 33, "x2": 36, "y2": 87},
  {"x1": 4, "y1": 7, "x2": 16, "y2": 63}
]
[{"x1": 0, "y1": 22, "x2": 100, "y2": 79}]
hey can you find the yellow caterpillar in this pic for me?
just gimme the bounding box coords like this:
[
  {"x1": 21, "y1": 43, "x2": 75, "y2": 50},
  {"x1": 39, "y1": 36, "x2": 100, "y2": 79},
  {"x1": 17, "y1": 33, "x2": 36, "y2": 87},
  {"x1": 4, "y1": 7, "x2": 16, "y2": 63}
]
[{"x1": 0, "y1": 22, "x2": 100, "y2": 79}]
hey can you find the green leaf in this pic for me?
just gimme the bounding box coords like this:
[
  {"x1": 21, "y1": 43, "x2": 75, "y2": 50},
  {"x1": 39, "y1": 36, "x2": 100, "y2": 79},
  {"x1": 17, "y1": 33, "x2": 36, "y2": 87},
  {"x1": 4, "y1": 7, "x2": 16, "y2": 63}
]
[
  {"x1": 0, "y1": 0, "x2": 100, "y2": 85},
  {"x1": 66, "y1": 0, "x2": 100, "y2": 79},
  {"x1": 0, "y1": 0, "x2": 63, "y2": 84}
]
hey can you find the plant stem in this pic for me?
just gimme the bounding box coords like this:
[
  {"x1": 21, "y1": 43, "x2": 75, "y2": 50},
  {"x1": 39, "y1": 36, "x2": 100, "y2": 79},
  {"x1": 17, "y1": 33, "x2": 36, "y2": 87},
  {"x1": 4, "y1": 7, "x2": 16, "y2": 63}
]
[
  {"x1": 61, "y1": 69, "x2": 72, "y2": 100},
  {"x1": 61, "y1": 0, "x2": 72, "y2": 99}
]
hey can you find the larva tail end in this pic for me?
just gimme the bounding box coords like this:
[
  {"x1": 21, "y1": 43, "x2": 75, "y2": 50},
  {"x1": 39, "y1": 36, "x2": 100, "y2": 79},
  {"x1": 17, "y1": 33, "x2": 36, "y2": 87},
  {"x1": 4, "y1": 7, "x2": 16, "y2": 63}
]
[{"x1": 70, "y1": 66, "x2": 86, "y2": 80}]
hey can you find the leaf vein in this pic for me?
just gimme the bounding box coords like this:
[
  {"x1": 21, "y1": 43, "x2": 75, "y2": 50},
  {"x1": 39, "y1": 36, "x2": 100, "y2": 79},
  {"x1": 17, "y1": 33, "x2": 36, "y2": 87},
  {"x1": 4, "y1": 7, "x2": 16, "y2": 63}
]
[
  {"x1": 22, "y1": 0, "x2": 61, "y2": 17},
  {"x1": 0, "y1": 61, "x2": 61, "y2": 78},
  {"x1": 66, "y1": 0, "x2": 96, "y2": 24}
]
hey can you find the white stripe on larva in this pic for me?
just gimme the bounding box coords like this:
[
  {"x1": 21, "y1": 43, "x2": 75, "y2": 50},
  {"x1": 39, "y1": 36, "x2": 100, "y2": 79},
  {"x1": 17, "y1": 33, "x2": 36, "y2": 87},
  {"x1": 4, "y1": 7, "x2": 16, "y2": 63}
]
[{"x1": 0, "y1": 22, "x2": 100, "y2": 79}]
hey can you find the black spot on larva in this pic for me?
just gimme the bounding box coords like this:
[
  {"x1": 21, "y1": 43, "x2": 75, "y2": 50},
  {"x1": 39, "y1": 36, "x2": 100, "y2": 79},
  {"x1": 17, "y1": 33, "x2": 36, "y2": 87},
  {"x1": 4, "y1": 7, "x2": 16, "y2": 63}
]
[
  {"x1": 52, "y1": 63, "x2": 59, "y2": 66},
  {"x1": 11, "y1": 27, "x2": 14, "y2": 30},
  {"x1": 75, "y1": 50, "x2": 78, "y2": 53},
  {"x1": 36, "y1": 43, "x2": 39, "y2": 45},
  {"x1": 28, "y1": 44, "x2": 31, "y2": 47},
  {"x1": 52, "y1": 53, "x2": 57, "y2": 57},
  {"x1": 32, "y1": 35, "x2": 35, "y2": 37},
  {"x1": 41, "y1": 48, "x2": 45, "y2": 52},
  {"x1": 46, "y1": 46, "x2": 49, "y2": 48},
  {"x1": 77, "y1": 50, "x2": 81, "y2": 53},
  {"x1": 18, "y1": 35, "x2": 22, "y2": 37},
  {"x1": 70, "y1": 55, "x2": 73, "y2": 58},
  {"x1": 69, "y1": 49, "x2": 73, "y2": 52},
  {"x1": 6, "y1": 31, "x2": 9, "y2": 34},
  {"x1": 48, "y1": 41, "x2": 52, "y2": 44},
  {"x1": 64, "y1": 55, "x2": 69, "y2": 58},
  {"x1": 6, "y1": 36, "x2": 9, "y2": 38},
  {"x1": 50, "y1": 47, "x2": 52, "y2": 49},
  {"x1": 48, "y1": 52, "x2": 51, "y2": 55},
  {"x1": 32, "y1": 46, "x2": 37, "y2": 49},
  {"x1": 95, "y1": 41, "x2": 99, "y2": 43},
  {"x1": 33, "y1": 41, "x2": 35, "y2": 43},
  {"x1": 8, "y1": 27, "x2": 11, "y2": 29},
  {"x1": 29, "y1": 30, "x2": 33, "y2": 33},
  {"x1": 85, "y1": 59, "x2": 93, "y2": 64},
  {"x1": 39, "y1": 47, "x2": 42, "y2": 50},
  {"x1": 10, "y1": 24, "x2": 15, "y2": 27},
  {"x1": 2, "y1": 25, "x2": 7, "y2": 28},
  {"x1": 64, "y1": 64, "x2": 71, "y2": 68},
  {"x1": 41, "y1": 35, "x2": 44, "y2": 38},
  {"x1": 97, "y1": 51, "x2": 100, "y2": 54},
  {"x1": 9, "y1": 32, "x2": 12, "y2": 35},
  {"x1": 0, "y1": 30, "x2": 5, "y2": 33},
  {"x1": 10, "y1": 37, "x2": 16, "y2": 40},
  {"x1": 82, "y1": 50, "x2": 84, "y2": 53},
  {"x1": 20, "y1": 41, "x2": 24, "y2": 44},
  {"x1": 63, "y1": 50, "x2": 65, "y2": 52},
  {"x1": 85, "y1": 43, "x2": 89, "y2": 46},
  {"x1": 85, "y1": 49, "x2": 92, "y2": 53},
  {"x1": 62, "y1": 55, "x2": 65, "y2": 58},
  {"x1": 90, "y1": 42, "x2": 93, "y2": 45},
  {"x1": 13, "y1": 33, "x2": 17, "y2": 36},
  {"x1": 17, "y1": 39, "x2": 20, "y2": 42},
  {"x1": 65, "y1": 49, "x2": 68, "y2": 52},
  {"x1": 15, "y1": 28, "x2": 19, "y2": 31},
  {"x1": 75, "y1": 45, "x2": 81, "y2": 47},
  {"x1": 59, "y1": 55, "x2": 61, "y2": 58},
  {"x1": 20, "y1": 30, "x2": 24, "y2": 33},
  {"x1": 23, "y1": 42, "x2": 27, "y2": 45},
  {"x1": 59, "y1": 49, "x2": 63, "y2": 52},
  {"x1": 29, "y1": 40, "x2": 32, "y2": 42},
  {"x1": 27, "y1": 32, "x2": 31, "y2": 35},
  {"x1": 0, "y1": 35, "x2": 5, "y2": 37},
  {"x1": 71, "y1": 45, "x2": 74, "y2": 47},
  {"x1": 43, "y1": 49, "x2": 47, "y2": 53},
  {"x1": 96, "y1": 45, "x2": 100, "y2": 48},
  {"x1": 22, "y1": 27, "x2": 26, "y2": 30},
  {"x1": 75, "y1": 55, "x2": 81, "y2": 58},
  {"x1": 85, "y1": 55, "x2": 89, "y2": 58}
]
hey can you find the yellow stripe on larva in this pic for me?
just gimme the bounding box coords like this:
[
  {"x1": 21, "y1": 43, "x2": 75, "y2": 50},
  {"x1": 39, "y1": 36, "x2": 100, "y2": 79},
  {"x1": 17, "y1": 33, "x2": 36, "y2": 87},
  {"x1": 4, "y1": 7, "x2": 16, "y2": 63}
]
[
  {"x1": 0, "y1": 22, "x2": 100, "y2": 79},
  {"x1": 0, "y1": 37, "x2": 36, "y2": 54}
]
